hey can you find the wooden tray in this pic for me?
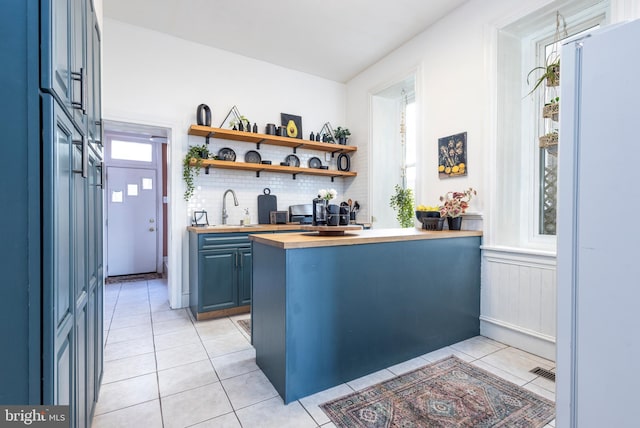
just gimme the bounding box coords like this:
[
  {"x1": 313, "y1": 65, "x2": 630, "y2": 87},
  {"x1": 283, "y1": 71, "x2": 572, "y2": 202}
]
[{"x1": 301, "y1": 225, "x2": 362, "y2": 236}]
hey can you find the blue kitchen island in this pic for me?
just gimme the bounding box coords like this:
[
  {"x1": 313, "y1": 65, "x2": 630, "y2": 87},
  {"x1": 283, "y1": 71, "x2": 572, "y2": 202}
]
[{"x1": 249, "y1": 228, "x2": 482, "y2": 403}]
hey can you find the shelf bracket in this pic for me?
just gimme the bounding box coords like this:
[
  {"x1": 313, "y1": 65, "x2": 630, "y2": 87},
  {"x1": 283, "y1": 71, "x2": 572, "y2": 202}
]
[
  {"x1": 292, "y1": 173, "x2": 298, "y2": 180},
  {"x1": 256, "y1": 171, "x2": 260, "y2": 178},
  {"x1": 205, "y1": 132, "x2": 215, "y2": 145},
  {"x1": 205, "y1": 166, "x2": 210, "y2": 174},
  {"x1": 256, "y1": 139, "x2": 266, "y2": 150},
  {"x1": 293, "y1": 144, "x2": 304, "y2": 154}
]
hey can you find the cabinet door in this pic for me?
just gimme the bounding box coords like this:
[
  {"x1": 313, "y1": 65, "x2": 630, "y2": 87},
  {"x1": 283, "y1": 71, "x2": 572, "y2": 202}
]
[
  {"x1": 199, "y1": 249, "x2": 238, "y2": 312},
  {"x1": 42, "y1": 97, "x2": 78, "y2": 406},
  {"x1": 42, "y1": 0, "x2": 87, "y2": 127},
  {"x1": 87, "y1": 9, "x2": 102, "y2": 153},
  {"x1": 238, "y1": 247, "x2": 252, "y2": 306}
]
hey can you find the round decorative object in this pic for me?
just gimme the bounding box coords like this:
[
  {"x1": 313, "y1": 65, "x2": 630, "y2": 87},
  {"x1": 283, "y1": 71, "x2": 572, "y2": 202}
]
[
  {"x1": 217, "y1": 147, "x2": 236, "y2": 162},
  {"x1": 337, "y1": 153, "x2": 351, "y2": 171},
  {"x1": 285, "y1": 154, "x2": 300, "y2": 167},
  {"x1": 308, "y1": 156, "x2": 322, "y2": 169},
  {"x1": 244, "y1": 150, "x2": 262, "y2": 164}
]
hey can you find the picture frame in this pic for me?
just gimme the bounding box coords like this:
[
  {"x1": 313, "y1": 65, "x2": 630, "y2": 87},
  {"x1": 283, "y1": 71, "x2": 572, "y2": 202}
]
[
  {"x1": 438, "y1": 132, "x2": 467, "y2": 178},
  {"x1": 280, "y1": 113, "x2": 303, "y2": 139},
  {"x1": 192, "y1": 210, "x2": 209, "y2": 227}
]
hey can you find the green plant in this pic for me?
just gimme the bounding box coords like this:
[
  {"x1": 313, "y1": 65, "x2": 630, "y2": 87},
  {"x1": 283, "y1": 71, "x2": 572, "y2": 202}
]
[
  {"x1": 545, "y1": 96, "x2": 559, "y2": 106},
  {"x1": 334, "y1": 127, "x2": 351, "y2": 139},
  {"x1": 389, "y1": 185, "x2": 415, "y2": 228},
  {"x1": 183, "y1": 145, "x2": 209, "y2": 201},
  {"x1": 439, "y1": 188, "x2": 476, "y2": 218},
  {"x1": 229, "y1": 115, "x2": 249, "y2": 130},
  {"x1": 526, "y1": 58, "x2": 560, "y2": 96}
]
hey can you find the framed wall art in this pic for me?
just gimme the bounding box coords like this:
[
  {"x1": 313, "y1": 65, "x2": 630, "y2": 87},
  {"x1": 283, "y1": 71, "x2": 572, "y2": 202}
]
[
  {"x1": 438, "y1": 132, "x2": 467, "y2": 178},
  {"x1": 281, "y1": 113, "x2": 303, "y2": 139}
]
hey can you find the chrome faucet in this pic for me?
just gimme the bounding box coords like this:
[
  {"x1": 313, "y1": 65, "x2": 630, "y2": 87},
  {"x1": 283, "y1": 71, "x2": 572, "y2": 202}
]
[{"x1": 222, "y1": 189, "x2": 239, "y2": 224}]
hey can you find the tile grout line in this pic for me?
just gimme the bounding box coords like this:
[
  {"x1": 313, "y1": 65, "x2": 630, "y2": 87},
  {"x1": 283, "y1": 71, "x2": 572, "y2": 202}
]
[{"x1": 145, "y1": 280, "x2": 167, "y2": 428}]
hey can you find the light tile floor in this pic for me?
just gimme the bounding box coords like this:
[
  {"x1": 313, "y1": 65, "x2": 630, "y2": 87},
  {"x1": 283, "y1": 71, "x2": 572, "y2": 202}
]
[{"x1": 92, "y1": 279, "x2": 556, "y2": 428}]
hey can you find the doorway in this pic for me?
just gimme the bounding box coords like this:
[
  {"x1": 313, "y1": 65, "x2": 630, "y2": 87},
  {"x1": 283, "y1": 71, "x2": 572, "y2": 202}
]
[
  {"x1": 103, "y1": 121, "x2": 169, "y2": 279},
  {"x1": 370, "y1": 74, "x2": 417, "y2": 228}
]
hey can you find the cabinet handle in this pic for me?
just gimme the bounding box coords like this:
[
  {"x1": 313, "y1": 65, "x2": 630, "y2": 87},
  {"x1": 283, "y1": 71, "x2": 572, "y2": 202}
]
[
  {"x1": 98, "y1": 161, "x2": 105, "y2": 189},
  {"x1": 70, "y1": 68, "x2": 85, "y2": 113},
  {"x1": 72, "y1": 137, "x2": 87, "y2": 178}
]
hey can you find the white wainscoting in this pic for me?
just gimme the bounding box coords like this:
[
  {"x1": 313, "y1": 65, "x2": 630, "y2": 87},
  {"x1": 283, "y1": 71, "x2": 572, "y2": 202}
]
[{"x1": 481, "y1": 247, "x2": 557, "y2": 361}]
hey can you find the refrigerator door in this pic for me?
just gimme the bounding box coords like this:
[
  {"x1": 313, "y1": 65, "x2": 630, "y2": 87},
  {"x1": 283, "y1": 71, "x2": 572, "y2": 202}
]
[{"x1": 557, "y1": 19, "x2": 640, "y2": 428}]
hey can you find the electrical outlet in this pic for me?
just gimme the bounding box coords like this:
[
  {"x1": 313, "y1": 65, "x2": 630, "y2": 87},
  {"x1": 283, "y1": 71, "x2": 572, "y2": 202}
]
[{"x1": 325, "y1": 152, "x2": 331, "y2": 162}]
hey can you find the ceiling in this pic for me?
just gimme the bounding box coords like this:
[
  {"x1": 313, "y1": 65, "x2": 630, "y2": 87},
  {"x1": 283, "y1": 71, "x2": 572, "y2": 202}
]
[{"x1": 103, "y1": 0, "x2": 468, "y2": 83}]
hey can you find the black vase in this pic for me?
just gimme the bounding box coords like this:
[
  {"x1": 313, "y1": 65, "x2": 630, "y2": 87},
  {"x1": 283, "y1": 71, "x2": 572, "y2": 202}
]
[{"x1": 447, "y1": 217, "x2": 462, "y2": 230}]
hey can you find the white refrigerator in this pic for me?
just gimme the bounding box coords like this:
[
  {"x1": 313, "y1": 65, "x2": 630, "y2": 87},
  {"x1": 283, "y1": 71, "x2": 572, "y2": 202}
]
[{"x1": 557, "y1": 19, "x2": 640, "y2": 428}]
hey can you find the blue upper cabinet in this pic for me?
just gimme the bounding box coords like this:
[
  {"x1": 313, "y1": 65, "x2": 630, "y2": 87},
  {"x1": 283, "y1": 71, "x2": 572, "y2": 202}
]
[{"x1": 41, "y1": 0, "x2": 88, "y2": 131}]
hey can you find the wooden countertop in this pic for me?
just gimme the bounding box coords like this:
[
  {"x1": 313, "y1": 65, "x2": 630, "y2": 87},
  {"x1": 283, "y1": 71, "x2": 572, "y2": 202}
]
[
  {"x1": 249, "y1": 228, "x2": 483, "y2": 249},
  {"x1": 187, "y1": 224, "x2": 305, "y2": 234}
]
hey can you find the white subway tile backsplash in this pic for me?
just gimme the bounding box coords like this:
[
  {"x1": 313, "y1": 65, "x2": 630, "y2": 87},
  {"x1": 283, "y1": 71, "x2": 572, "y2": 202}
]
[{"x1": 186, "y1": 138, "x2": 351, "y2": 225}]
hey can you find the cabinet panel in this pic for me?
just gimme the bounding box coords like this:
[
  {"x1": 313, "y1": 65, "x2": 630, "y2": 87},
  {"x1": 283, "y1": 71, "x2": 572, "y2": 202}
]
[
  {"x1": 55, "y1": 334, "x2": 72, "y2": 405},
  {"x1": 239, "y1": 248, "x2": 252, "y2": 306},
  {"x1": 75, "y1": 305, "x2": 87, "y2": 428},
  {"x1": 87, "y1": 12, "x2": 102, "y2": 152},
  {"x1": 199, "y1": 250, "x2": 238, "y2": 312}
]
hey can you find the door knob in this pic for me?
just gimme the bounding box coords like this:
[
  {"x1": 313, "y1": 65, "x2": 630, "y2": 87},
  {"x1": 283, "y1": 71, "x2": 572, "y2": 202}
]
[
  {"x1": 149, "y1": 227, "x2": 155, "y2": 232},
  {"x1": 149, "y1": 219, "x2": 155, "y2": 223}
]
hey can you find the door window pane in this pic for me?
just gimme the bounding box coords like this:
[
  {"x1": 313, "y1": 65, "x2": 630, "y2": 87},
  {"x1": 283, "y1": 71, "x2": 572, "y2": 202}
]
[
  {"x1": 111, "y1": 140, "x2": 153, "y2": 162},
  {"x1": 142, "y1": 178, "x2": 153, "y2": 190},
  {"x1": 111, "y1": 191, "x2": 123, "y2": 203},
  {"x1": 127, "y1": 184, "x2": 138, "y2": 196}
]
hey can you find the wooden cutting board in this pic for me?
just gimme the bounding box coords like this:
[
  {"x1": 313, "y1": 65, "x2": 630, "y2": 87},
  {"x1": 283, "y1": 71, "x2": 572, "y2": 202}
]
[{"x1": 258, "y1": 188, "x2": 277, "y2": 224}]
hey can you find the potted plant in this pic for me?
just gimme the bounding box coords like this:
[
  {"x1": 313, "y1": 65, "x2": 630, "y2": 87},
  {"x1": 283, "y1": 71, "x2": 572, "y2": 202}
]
[
  {"x1": 439, "y1": 187, "x2": 476, "y2": 230},
  {"x1": 526, "y1": 58, "x2": 560, "y2": 96},
  {"x1": 543, "y1": 96, "x2": 560, "y2": 121},
  {"x1": 229, "y1": 115, "x2": 249, "y2": 131},
  {"x1": 539, "y1": 130, "x2": 559, "y2": 149},
  {"x1": 334, "y1": 127, "x2": 351, "y2": 145},
  {"x1": 389, "y1": 185, "x2": 414, "y2": 228},
  {"x1": 183, "y1": 144, "x2": 209, "y2": 201}
]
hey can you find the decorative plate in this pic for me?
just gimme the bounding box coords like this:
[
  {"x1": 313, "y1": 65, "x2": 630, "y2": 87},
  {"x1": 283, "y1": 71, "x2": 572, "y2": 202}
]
[
  {"x1": 285, "y1": 154, "x2": 300, "y2": 167},
  {"x1": 244, "y1": 150, "x2": 262, "y2": 164},
  {"x1": 217, "y1": 147, "x2": 236, "y2": 162},
  {"x1": 308, "y1": 156, "x2": 322, "y2": 169}
]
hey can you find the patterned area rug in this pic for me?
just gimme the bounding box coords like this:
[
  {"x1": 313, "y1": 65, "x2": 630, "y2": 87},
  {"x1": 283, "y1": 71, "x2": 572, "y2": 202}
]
[
  {"x1": 237, "y1": 319, "x2": 251, "y2": 335},
  {"x1": 105, "y1": 272, "x2": 164, "y2": 284},
  {"x1": 321, "y1": 355, "x2": 555, "y2": 428}
]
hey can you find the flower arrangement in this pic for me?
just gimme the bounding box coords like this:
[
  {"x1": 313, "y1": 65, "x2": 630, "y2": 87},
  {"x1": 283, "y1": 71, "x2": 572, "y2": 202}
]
[
  {"x1": 439, "y1": 188, "x2": 476, "y2": 218},
  {"x1": 318, "y1": 188, "x2": 337, "y2": 201}
]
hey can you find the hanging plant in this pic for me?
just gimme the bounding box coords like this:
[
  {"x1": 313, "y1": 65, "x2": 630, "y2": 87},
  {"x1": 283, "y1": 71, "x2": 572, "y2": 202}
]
[
  {"x1": 526, "y1": 59, "x2": 560, "y2": 96},
  {"x1": 183, "y1": 145, "x2": 209, "y2": 201},
  {"x1": 543, "y1": 97, "x2": 560, "y2": 121},
  {"x1": 389, "y1": 185, "x2": 415, "y2": 228}
]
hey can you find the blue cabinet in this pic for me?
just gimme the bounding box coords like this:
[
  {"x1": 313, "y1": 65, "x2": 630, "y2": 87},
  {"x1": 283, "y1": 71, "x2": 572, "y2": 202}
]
[
  {"x1": 1, "y1": 0, "x2": 103, "y2": 425},
  {"x1": 189, "y1": 233, "x2": 255, "y2": 320}
]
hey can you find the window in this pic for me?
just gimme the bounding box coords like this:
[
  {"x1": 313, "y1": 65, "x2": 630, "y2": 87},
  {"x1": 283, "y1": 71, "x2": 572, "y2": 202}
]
[
  {"x1": 534, "y1": 21, "x2": 601, "y2": 236},
  {"x1": 111, "y1": 140, "x2": 153, "y2": 162},
  {"x1": 494, "y1": 1, "x2": 608, "y2": 249},
  {"x1": 404, "y1": 101, "x2": 417, "y2": 192}
]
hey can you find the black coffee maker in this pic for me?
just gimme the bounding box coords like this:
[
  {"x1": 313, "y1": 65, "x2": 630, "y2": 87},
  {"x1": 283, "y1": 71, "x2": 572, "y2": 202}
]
[{"x1": 312, "y1": 198, "x2": 327, "y2": 226}]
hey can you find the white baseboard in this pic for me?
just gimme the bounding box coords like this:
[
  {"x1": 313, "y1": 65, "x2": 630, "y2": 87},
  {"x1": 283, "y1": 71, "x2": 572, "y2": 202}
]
[{"x1": 481, "y1": 316, "x2": 556, "y2": 361}]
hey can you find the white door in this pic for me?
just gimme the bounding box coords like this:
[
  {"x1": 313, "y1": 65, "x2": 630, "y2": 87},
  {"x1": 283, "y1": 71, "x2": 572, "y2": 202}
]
[{"x1": 107, "y1": 166, "x2": 157, "y2": 276}]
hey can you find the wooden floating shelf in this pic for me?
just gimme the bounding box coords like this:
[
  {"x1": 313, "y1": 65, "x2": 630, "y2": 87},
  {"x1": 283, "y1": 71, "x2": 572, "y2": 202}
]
[
  {"x1": 191, "y1": 159, "x2": 357, "y2": 180},
  {"x1": 188, "y1": 125, "x2": 357, "y2": 155}
]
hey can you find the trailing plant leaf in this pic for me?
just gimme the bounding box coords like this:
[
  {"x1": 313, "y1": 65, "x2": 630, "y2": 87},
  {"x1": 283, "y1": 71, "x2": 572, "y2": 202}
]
[
  {"x1": 183, "y1": 145, "x2": 209, "y2": 201},
  {"x1": 389, "y1": 185, "x2": 415, "y2": 228}
]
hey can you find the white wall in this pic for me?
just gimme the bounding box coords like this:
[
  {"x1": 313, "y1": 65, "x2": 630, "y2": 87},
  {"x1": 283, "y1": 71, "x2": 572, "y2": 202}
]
[
  {"x1": 345, "y1": 0, "x2": 558, "y2": 358},
  {"x1": 102, "y1": 18, "x2": 348, "y2": 307}
]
